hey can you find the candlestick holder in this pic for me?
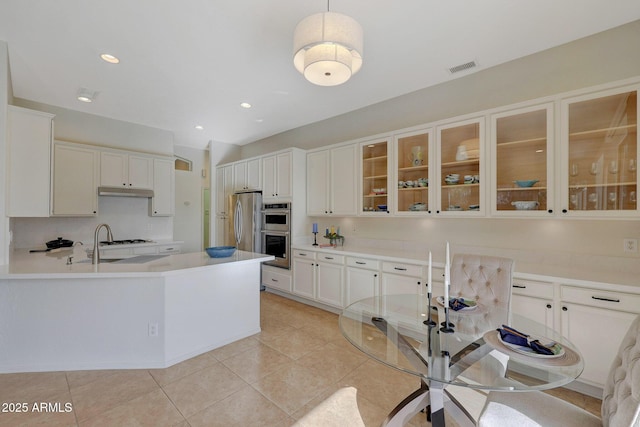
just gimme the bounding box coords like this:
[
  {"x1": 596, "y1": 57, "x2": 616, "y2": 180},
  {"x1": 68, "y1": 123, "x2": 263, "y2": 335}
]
[
  {"x1": 440, "y1": 307, "x2": 454, "y2": 333},
  {"x1": 423, "y1": 290, "x2": 436, "y2": 327},
  {"x1": 312, "y1": 232, "x2": 318, "y2": 246}
]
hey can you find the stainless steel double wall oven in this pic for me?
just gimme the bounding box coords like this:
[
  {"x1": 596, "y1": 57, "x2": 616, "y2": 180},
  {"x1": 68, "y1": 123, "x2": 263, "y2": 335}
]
[{"x1": 261, "y1": 202, "x2": 291, "y2": 269}]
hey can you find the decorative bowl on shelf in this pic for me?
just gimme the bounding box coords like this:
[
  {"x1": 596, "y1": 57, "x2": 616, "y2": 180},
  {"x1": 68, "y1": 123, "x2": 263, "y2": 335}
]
[
  {"x1": 205, "y1": 246, "x2": 237, "y2": 258},
  {"x1": 511, "y1": 201, "x2": 539, "y2": 210},
  {"x1": 514, "y1": 179, "x2": 539, "y2": 188},
  {"x1": 377, "y1": 204, "x2": 387, "y2": 211}
]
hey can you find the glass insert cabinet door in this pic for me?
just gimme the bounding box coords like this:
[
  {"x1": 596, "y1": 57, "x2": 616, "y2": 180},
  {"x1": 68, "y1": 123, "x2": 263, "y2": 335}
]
[
  {"x1": 437, "y1": 119, "x2": 483, "y2": 213},
  {"x1": 396, "y1": 130, "x2": 431, "y2": 213},
  {"x1": 361, "y1": 139, "x2": 390, "y2": 213},
  {"x1": 492, "y1": 105, "x2": 553, "y2": 214},
  {"x1": 563, "y1": 88, "x2": 638, "y2": 214}
]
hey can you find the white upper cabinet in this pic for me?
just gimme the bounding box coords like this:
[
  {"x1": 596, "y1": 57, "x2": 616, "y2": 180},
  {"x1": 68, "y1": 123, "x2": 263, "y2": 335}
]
[
  {"x1": 100, "y1": 151, "x2": 154, "y2": 189},
  {"x1": 150, "y1": 157, "x2": 174, "y2": 216},
  {"x1": 307, "y1": 144, "x2": 358, "y2": 216},
  {"x1": 215, "y1": 165, "x2": 233, "y2": 216},
  {"x1": 52, "y1": 142, "x2": 99, "y2": 216},
  {"x1": 360, "y1": 138, "x2": 392, "y2": 215},
  {"x1": 263, "y1": 151, "x2": 293, "y2": 201},
  {"x1": 560, "y1": 85, "x2": 638, "y2": 217},
  {"x1": 435, "y1": 117, "x2": 485, "y2": 215},
  {"x1": 6, "y1": 106, "x2": 54, "y2": 217},
  {"x1": 394, "y1": 128, "x2": 433, "y2": 215},
  {"x1": 490, "y1": 103, "x2": 554, "y2": 216},
  {"x1": 233, "y1": 158, "x2": 261, "y2": 191}
]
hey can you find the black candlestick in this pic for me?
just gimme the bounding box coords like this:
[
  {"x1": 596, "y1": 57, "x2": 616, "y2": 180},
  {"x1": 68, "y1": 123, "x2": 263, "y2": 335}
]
[
  {"x1": 423, "y1": 290, "x2": 436, "y2": 327},
  {"x1": 312, "y1": 232, "x2": 318, "y2": 246}
]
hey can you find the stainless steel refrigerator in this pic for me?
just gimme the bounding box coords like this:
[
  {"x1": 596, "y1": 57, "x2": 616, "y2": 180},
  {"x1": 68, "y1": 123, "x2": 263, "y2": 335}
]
[{"x1": 227, "y1": 191, "x2": 262, "y2": 253}]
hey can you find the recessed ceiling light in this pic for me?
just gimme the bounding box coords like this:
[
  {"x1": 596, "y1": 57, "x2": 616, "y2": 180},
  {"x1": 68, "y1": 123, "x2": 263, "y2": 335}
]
[
  {"x1": 195, "y1": 125, "x2": 204, "y2": 130},
  {"x1": 255, "y1": 119, "x2": 264, "y2": 123},
  {"x1": 240, "y1": 102, "x2": 252, "y2": 109},
  {"x1": 77, "y1": 88, "x2": 96, "y2": 102},
  {"x1": 100, "y1": 53, "x2": 120, "y2": 64}
]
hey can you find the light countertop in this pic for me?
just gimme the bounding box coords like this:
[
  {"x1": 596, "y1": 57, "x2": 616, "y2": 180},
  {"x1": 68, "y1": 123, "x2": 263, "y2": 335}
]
[
  {"x1": 1, "y1": 249, "x2": 274, "y2": 279},
  {"x1": 291, "y1": 243, "x2": 640, "y2": 291}
]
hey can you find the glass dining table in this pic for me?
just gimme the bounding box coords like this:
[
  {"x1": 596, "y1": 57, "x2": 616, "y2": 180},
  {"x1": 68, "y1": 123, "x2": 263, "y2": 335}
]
[{"x1": 339, "y1": 294, "x2": 584, "y2": 427}]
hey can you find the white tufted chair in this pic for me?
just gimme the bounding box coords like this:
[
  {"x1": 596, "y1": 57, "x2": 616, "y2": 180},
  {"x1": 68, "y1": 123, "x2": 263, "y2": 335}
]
[
  {"x1": 477, "y1": 314, "x2": 640, "y2": 427},
  {"x1": 449, "y1": 253, "x2": 515, "y2": 316},
  {"x1": 293, "y1": 387, "x2": 365, "y2": 427}
]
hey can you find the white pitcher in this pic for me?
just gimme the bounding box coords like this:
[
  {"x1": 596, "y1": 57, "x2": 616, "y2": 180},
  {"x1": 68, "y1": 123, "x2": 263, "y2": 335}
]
[{"x1": 410, "y1": 146, "x2": 423, "y2": 166}]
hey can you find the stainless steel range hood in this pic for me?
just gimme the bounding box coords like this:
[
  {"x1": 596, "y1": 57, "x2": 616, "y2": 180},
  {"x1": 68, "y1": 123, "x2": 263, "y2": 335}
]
[{"x1": 98, "y1": 186, "x2": 154, "y2": 198}]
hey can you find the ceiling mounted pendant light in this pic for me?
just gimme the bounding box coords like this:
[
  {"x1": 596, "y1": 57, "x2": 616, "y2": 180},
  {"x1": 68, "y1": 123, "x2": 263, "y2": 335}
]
[{"x1": 293, "y1": 1, "x2": 363, "y2": 86}]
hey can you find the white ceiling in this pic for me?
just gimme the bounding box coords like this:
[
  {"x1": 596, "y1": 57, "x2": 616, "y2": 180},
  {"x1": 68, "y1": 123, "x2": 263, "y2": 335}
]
[{"x1": 1, "y1": 1, "x2": 640, "y2": 150}]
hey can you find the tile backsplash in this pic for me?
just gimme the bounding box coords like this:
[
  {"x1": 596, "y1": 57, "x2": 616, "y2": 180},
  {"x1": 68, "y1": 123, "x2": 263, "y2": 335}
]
[{"x1": 10, "y1": 197, "x2": 173, "y2": 249}]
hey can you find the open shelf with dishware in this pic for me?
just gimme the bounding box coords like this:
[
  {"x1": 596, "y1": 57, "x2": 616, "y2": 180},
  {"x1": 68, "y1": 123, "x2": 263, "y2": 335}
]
[
  {"x1": 361, "y1": 139, "x2": 391, "y2": 213},
  {"x1": 437, "y1": 119, "x2": 483, "y2": 213},
  {"x1": 492, "y1": 105, "x2": 553, "y2": 214},
  {"x1": 395, "y1": 129, "x2": 431, "y2": 213},
  {"x1": 561, "y1": 87, "x2": 638, "y2": 216}
]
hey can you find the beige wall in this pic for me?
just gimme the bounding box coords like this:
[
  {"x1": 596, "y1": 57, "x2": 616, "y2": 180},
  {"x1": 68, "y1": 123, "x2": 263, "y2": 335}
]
[
  {"x1": 0, "y1": 41, "x2": 10, "y2": 264},
  {"x1": 240, "y1": 20, "x2": 640, "y2": 157},
  {"x1": 12, "y1": 98, "x2": 174, "y2": 156}
]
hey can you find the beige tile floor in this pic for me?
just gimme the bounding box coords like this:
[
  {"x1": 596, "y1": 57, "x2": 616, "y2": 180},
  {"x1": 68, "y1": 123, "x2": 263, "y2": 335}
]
[{"x1": 0, "y1": 291, "x2": 601, "y2": 427}]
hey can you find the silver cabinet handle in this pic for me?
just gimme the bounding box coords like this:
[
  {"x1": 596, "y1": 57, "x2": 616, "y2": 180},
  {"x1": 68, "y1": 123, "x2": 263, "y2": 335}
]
[
  {"x1": 513, "y1": 284, "x2": 526, "y2": 289},
  {"x1": 355, "y1": 261, "x2": 366, "y2": 265},
  {"x1": 271, "y1": 278, "x2": 279, "y2": 282},
  {"x1": 324, "y1": 256, "x2": 334, "y2": 260},
  {"x1": 394, "y1": 267, "x2": 407, "y2": 271}
]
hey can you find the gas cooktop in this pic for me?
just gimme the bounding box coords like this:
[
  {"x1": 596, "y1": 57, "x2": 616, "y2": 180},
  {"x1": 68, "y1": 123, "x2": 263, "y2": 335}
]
[{"x1": 99, "y1": 239, "x2": 154, "y2": 246}]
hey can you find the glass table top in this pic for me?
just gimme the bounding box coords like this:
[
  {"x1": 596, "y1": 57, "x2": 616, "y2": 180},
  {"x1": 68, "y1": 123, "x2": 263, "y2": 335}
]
[{"x1": 339, "y1": 294, "x2": 584, "y2": 392}]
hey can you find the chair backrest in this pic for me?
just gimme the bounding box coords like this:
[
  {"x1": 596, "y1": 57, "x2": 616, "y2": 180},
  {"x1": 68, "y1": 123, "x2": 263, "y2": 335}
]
[
  {"x1": 602, "y1": 314, "x2": 640, "y2": 427},
  {"x1": 450, "y1": 254, "x2": 515, "y2": 312}
]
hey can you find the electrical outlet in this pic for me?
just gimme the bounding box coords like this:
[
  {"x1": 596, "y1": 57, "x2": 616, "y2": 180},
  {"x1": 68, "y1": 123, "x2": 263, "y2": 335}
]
[
  {"x1": 148, "y1": 322, "x2": 159, "y2": 337},
  {"x1": 623, "y1": 238, "x2": 638, "y2": 253}
]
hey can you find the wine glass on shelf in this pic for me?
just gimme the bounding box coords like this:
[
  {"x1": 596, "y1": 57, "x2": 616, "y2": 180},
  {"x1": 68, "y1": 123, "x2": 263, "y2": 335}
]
[
  {"x1": 589, "y1": 162, "x2": 600, "y2": 175},
  {"x1": 609, "y1": 160, "x2": 619, "y2": 175},
  {"x1": 629, "y1": 159, "x2": 637, "y2": 173}
]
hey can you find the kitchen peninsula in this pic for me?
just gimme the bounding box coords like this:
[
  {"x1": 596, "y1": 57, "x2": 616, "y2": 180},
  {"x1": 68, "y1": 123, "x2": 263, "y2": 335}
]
[{"x1": 0, "y1": 250, "x2": 274, "y2": 373}]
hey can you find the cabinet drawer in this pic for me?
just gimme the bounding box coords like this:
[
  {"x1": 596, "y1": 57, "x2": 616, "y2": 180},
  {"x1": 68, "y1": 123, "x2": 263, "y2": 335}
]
[
  {"x1": 346, "y1": 257, "x2": 380, "y2": 270},
  {"x1": 382, "y1": 261, "x2": 423, "y2": 277},
  {"x1": 317, "y1": 253, "x2": 345, "y2": 264},
  {"x1": 561, "y1": 285, "x2": 640, "y2": 313},
  {"x1": 133, "y1": 246, "x2": 157, "y2": 255},
  {"x1": 157, "y1": 244, "x2": 181, "y2": 254},
  {"x1": 293, "y1": 249, "x2": 317, "y2": 259},
  {"x1": 512, "y1": 279, "x2": 554, "y2": 299},
  {"x1": 262, "y1": 267, "x2": 292, "y2": 292}
]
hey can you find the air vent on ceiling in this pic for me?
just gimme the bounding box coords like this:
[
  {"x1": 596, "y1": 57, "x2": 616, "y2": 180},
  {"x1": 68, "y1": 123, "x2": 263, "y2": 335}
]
[{"x1": 448, "y1": 60, "x2": 477, "y2": 74}]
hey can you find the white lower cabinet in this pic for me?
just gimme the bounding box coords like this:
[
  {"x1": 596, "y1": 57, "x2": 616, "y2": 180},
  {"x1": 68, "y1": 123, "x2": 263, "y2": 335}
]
[
  {"x1": 262, "y1": 265, "x2": 292, "y2": 293},
  {"x1": 381, "y1": 261, "x2": 425, "y2": 296},
  {"x1": 345, "y1": 257, "x2": 380, "y2": 306},
  {"x1": 511, "y1": 279, "x2": 555, "y2": 329},
  {"x1": 560, "y1": 285, "x2": 640, "y2": 387},
  {"x1": 316, "y1": 254, "x2": 345, "y2": 308},
  {"x1": 292, "y1": 250, "x2": 345, "y2": 308},
  {"x1": 293, "y1": 251, "x2": 316, "y2": 299}
]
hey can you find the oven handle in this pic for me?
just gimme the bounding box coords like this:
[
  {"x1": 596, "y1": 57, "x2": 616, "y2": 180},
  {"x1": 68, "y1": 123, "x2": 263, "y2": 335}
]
[
  {"x1": 260, "y1": 230, "x2": 290, "y2": 236},
  {"x1": 261, "y1": 210, "x2": 291, "y2": 214}
]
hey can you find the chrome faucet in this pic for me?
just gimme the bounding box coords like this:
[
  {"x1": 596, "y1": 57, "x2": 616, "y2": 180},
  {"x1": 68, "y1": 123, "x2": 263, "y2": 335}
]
[{"x1": 92, "y1": 224, "x2": 114, "y2": 264}]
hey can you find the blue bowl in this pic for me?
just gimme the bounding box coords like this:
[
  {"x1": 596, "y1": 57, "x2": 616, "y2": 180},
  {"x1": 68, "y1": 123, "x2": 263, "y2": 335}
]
[
  {"x1": 514, "y1": 179, "x2": 539, "y2": 188},
  {"x1": 206, "y1": 246, "x2": 237, "y2": 258}
]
